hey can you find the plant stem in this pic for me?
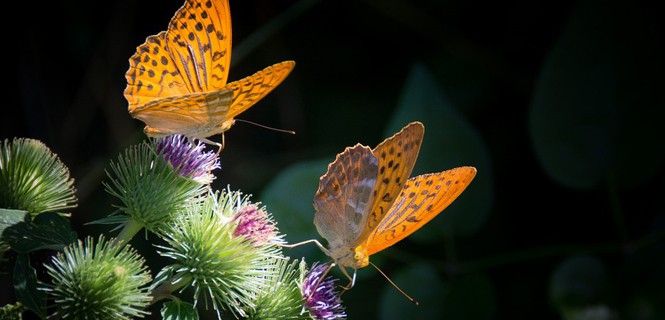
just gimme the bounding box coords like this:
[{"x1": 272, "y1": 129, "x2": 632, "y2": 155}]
[
  {"x1": 113, "y1": 218, "x2": 144, "y2": 246},
  {"x1": 150, "y1": 276, "x2": 191, "y2": 304}
]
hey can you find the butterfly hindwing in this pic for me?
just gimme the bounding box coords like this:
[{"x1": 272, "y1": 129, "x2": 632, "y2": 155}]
[
  {"x1": 166, "y1": 0, "x2": 232, "y2": 92},
  {"x1": 131, "y1": 90, "x2": 234, "y2": 137},
  {"x1": 365, "y1": 166, "x2": 477, "y2": 255},
  {"x1": 314, "y1": 144, "x2": 378, "y2": 248},
  {"x1": 225, "y1": 61, "x2": 296, "y2": 120},
  {"x1": 363, "y1": 122, "x2": 424, "y2": 239}
]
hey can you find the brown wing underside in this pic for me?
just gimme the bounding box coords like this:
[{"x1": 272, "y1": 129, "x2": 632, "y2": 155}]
[{"x1": 313, "y1": 144, "x2": 378, "y2": 247}]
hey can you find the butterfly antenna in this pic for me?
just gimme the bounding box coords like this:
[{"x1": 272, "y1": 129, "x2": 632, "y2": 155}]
[
  {"x1": 369, "y1": 262, "x2": 419, "y2": 305},
  {"x1": 235, "y1": 119, "x2": 296, "y2": 134}
]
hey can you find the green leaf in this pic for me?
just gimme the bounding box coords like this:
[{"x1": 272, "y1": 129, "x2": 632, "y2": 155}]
[
  {"x1": 4, "y1": 212, "x2": 77, "y2": 253},
  {"x1": 550, "y1": 255, "x2": 611, "y2": 311},
  {"x1": 0, "y1": 208, "x2": 28, "y2": 235},
  {"x1": 379, "y1": 263, "x2": 495, "y2": 320},
  {"x1": 385, "y1": 64, "x2": 493, "y2": 238},
  {"x1": 14, "y1": 254, "x2": 46, "y2": 319},
  {"x1": 161, "y1": 300, "x2": 199, "y2": 320},
  {"x1": 260, "y1": 159, "x2": 329, "y2": 260},
  {"x1": 1, "y1": 208, "x2": 28, "y2": 259},
  {"x1": 529, "y1": 0, "x2": 665, "y2": 189},
  {"x1": 85, "y1": 212, "x2": 129, "y2": 226}
]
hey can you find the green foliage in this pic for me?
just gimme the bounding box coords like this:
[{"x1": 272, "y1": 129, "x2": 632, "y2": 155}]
[
  {"x1": 43, "y1": 236, "x2": 152, "y2": 320},
  {"x1": 0, "y1": 208, "x2": 27, "y2": 259},
  {"x1": 14, "y1": 254, "x2": 46, "y2": 319},
  {"x1": 0, "y1": 138, "x2": 77, "y2": 215},
  {"x1": 550, "y1": 256, "x2": 611, "y2": 312},
  {"x1": 161, "y1": 301, "x2": 199, "y2": 320},
  {"x1": 3, "y1": 212, "x2": 76, "y2": 253},
  {"x1": 260, "y1": 159, "x2": 330, "y2": 260},
  {"x1": 104, "y1": 142, "x2": 206, "y2": 233},
  {"x1": 529, "y1": 0, "x2": 665, "y2": 189},
  {"x1": 379, "y1": 263, "x2": 495, "y2": 320}
]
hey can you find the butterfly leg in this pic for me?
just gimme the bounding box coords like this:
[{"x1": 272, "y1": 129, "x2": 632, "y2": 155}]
[
  {"x1": 279, "y1": 239, "x2": 332, "y2": 256},
  {"x1": 200, "y1": 137, "x2": 224, "y2": 154},
  {"x1": 219, "y1": 133, "x2": 225, "y2": 154},
  {"x1": 338, "y1": 267, "x2": 356, "y2": 291}
]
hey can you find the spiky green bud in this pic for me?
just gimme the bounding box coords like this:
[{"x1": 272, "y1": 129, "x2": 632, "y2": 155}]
[
  {"x1": 104, "y1": 142, "x2": 206, "y2": 234},
  {"x1": 153, "y1": 191, "x2": 280, "y2": 319},
  {"x1": 43, "y1": 236, "x2": 152, "y2": 319},
  {"x1": 0, "y1": 138, "x2": 76, "y2": 215},
  {"x1": 246, "y1": 258, "x2": 309, "y2": 320}
]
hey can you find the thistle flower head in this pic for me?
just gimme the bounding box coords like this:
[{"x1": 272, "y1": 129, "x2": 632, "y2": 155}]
[
  {"x1": 301, "y1": 263, "x2": 346, "y2": 320},
  {"x1": 43, "y1": 236, "x2": 152, "y2": 320},
  {"x1": 232, "y1": 204, "x2": 281, "y2": 246},
  {"x1": 104, "y1": 142, "x2": 206, "y2": 233},
  {"x1": 0, "y1": 138, "x2": 76, "y2": 215},
  {"x1": 212, "y1": 189, "x2": 284, "y2": 246},
  {"x1": 154, "y1": 191, "x2": 280, "y2": 319},
  {"x1": 156, "y1": 135, "x2": 220, "y2": 184}
]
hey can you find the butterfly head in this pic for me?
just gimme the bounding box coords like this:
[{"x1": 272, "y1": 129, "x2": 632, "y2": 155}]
[
  {"x1": 353, "y1": 245, "x2": 370, "y2": 268},
  {"x1": 330, "y1": 244, "x2": 369, "y2": 269},
  {"x1": 220, "y1": 119, "x2": 235, "y2": 132}
]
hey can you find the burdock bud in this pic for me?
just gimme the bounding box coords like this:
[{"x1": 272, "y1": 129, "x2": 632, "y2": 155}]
[{"x1": 42, "y1": 236, "x2": 152, "y2": 319}]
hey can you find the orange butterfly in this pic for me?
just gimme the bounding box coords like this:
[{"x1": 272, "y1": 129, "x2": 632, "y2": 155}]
[
  {"x1": 124, "y1": 0, "x2": 294, "y2": 150},
  {"x1": 291, "y1": 122, "x2": 476, "y2": 288}
]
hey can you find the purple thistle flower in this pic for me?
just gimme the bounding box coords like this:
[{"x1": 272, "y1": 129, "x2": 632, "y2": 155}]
[
  {"x1": 156, "y1": 135, "x2": 220, "y2": 184},
  {"x1": 231, "y1": 204, "x2": 281, "y2": 246},
  {"x1": 302, "y1": 263, "x2": 346, "y2": 320}
]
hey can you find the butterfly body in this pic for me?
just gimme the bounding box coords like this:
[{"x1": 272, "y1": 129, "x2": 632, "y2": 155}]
[
  {"x1": 124, "y1": 0, "x2": 294, "y2": 143},
  {"x1": 313, "y1": 122, "x2": 477, "y2": 273}
]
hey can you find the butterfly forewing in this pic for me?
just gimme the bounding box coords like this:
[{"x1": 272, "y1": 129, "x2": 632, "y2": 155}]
[
  {"x1": 125, "y1": 32, "x2": 190, "y2": 112},
  {"x1": 363, "y1": 122, "x2": 424, "y2": 239},
  {"x1": 365, "y1": 166, "x2": 477, "y2": 255},
  {"x1": 314, "y1": 144, "x2": 378, "y2": 248},
  {"x1": 166, "y1": 0, "x2": 232, "y2": 92}
]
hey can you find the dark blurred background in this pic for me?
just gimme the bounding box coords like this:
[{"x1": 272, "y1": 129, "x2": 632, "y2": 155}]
[{"x1": 3, "y1": 0, "x2": 664, "y2": 319}]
